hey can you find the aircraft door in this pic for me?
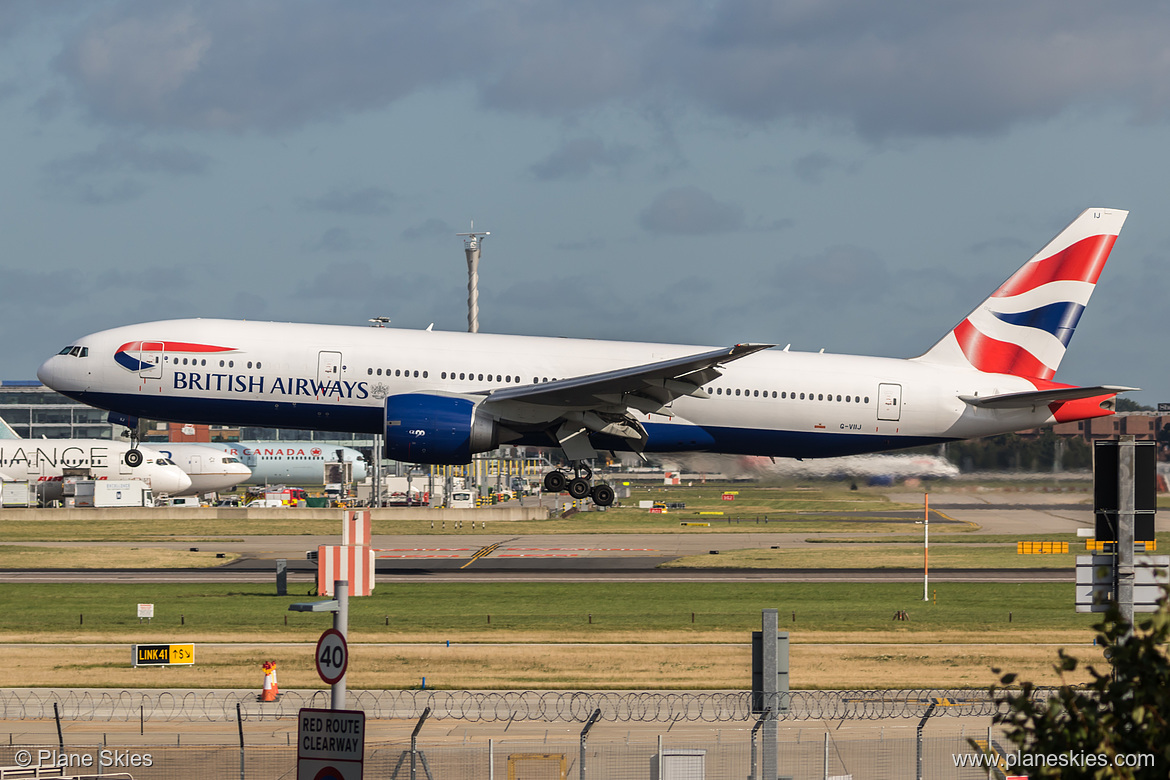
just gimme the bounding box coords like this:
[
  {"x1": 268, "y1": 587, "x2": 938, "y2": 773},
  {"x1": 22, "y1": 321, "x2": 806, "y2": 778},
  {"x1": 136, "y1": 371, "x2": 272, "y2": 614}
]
[
  {"x1": 190, "y1": 455, "x2": 202, "y2": 475},
  {"x1": 119, "y1": 451, "x2": 133, "y2": 475},
  {"x1": 139, "y1": 341, "x2": 164, "y2": 380},
  {"x1": 318, "y1": 351, "x2": 342, "y2": 386},
  {"x1": 877, "y1": 383, "x2": 902, "y2": 421}
]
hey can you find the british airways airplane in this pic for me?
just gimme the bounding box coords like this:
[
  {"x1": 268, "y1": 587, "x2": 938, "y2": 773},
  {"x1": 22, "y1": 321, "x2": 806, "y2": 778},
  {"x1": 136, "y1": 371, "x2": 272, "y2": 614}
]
[{"x1": 37, "y1": 208, "x2": 1134, "y2": 507}]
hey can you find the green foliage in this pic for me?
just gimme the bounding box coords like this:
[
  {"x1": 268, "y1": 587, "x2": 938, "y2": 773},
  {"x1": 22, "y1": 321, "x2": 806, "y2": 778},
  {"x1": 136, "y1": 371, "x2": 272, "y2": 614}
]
[{"x1": 987, "y1": 590, "x2": 1170, "y2": 778}]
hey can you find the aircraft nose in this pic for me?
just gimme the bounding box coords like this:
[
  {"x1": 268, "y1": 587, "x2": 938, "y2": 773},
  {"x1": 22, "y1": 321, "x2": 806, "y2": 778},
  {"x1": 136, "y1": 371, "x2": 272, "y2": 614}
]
[
  {"x1": 36, "y1": 356, "x2": 60, "y2": 389},
  {"x1": 171, "y1": 470, "x2": 193, "y2": 494}
]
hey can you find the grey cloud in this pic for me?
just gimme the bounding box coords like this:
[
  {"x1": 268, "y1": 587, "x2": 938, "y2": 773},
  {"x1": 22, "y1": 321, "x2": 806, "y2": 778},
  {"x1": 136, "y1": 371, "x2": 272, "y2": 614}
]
[
  {"x1": 304, "y1": 187, "x2": 395, "y2": 216},
  {"x1": 45, "y1": 138, "x2": 209, "y2": 180},
  {"x1": 308, "y1": 228, "x2": 372, "y2": 253},
  {"x1": 42, "y1": 138, "x2": 209, "y2": 204},
  {"x1": 530, "y1": 137, "x2": 636, "y2": 181},
  {"x1": 639, "y1": 186, "x2": 745, "y2": 235},
  {"x1": 53, "y1": 1, "x2": 1170, "y2": 140},
  {"x1": 401, "y1": 218, "x2": 455, "y2": 242}
]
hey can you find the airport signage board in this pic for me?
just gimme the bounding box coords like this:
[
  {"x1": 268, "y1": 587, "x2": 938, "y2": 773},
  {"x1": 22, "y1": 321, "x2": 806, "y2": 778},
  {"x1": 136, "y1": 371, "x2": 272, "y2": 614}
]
[
  {"x1": 137, "y1": 604, "x2": 154, "y2": 620},
  {"x1": 1158, "y1": 403, "x2": 1169, "y2": 412},
  {"x1": 297, "y1": 707, "x2": 364, "y2": 780},
  {"x1": 132, "y1": 644, "x2": 194, "y2": 666},
  {"x1": 1075, "y1": 555, "x2": 1169, "y2": 613}
]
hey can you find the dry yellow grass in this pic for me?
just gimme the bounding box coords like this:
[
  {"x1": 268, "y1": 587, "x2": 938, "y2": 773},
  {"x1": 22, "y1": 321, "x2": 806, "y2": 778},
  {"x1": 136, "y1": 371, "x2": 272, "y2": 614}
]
[
  {"x1": 0, "y1": 546, "x2": 239, "y2": 568},
  {"x1": 3, "y1": 633, "x2": 1102, "y2": 690}
]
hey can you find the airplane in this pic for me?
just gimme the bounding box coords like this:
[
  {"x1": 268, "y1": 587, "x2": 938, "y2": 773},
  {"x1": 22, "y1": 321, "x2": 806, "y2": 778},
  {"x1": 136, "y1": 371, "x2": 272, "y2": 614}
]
[
  {"x1": 146, "y1": 442, "x2": 253, "y2": 494},
  {"x1": 37, "y1": 207, "x2": 1134, "y2": 508},
  {"x1": 158, "y1": 441, "x2": 367, "y2": 486},
  {"x1": 0, "y1": 417, "x2": 192, "y2": 501}
]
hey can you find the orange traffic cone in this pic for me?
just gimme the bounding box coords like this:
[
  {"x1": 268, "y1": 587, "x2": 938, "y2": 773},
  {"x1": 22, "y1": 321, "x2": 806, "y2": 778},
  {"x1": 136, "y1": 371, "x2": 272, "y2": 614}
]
[
  {"x1": 261, "y1": 662, "x2": 277, "y2": 702},
  {"x1": 270, "y1": 664, "x2": 279, "y2": 698}
]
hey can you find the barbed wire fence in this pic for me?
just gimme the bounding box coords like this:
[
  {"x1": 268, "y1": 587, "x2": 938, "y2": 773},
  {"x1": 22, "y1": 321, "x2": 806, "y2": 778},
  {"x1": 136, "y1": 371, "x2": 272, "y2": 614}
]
[{"x1": 0, "y1": 688, "x2": 1035, "y2": 724}]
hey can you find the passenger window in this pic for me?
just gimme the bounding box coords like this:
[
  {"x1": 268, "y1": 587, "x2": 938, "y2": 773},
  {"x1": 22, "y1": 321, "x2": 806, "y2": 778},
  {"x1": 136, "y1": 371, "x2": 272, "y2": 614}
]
[
  {"x1": 799, "y1": 393, "x2": 805, "y2": 399},
  {"x1": 753, "y1": 390, "x2": 759, "y2": 397},
  {"x1": 864, "y1": 396, "x2": 870, "y2": 403},
  {"x1": 414, "y1": 370, "x2": 419, "y2": 377},
  {"x1": 423, "y1": 371, "x2": 428, "y2": 378},
  {"x1": 460, "y1": 373, "x2": 465, "y2": 380},
  {"x1": 836, "y1": 395, "x2": 841, "y2": 402},
  {"x1": 817, "y1": 394, "x2": 823, "y2": 401}
]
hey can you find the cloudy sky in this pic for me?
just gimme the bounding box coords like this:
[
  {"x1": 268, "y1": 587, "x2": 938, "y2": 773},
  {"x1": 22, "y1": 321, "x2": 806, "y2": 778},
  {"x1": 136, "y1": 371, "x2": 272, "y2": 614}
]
[{"x1": 3, "y1": 1, "x2": 1168, "y2": 406}]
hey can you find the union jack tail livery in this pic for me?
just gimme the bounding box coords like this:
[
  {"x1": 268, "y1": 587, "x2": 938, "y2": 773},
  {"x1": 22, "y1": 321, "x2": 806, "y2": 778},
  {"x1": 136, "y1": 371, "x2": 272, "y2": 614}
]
[{"x1": 917, "y1": 208, "x2": 1127, "y2": 380}]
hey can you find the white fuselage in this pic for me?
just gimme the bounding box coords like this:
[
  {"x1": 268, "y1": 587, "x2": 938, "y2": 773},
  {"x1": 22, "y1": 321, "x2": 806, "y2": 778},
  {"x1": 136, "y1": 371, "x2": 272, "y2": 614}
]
[
  {"x1": 179, "y1": 441, "x2": 367, "y2": 486},
  {"x1": 0, "y1": 440, "x2": 192, "y2": 499},
  {"x1": 36, "y1": 319, "x2": 1082, "y2": 461},
  {"x1": 147, "y1": 443, "x2": 253, "y2": 494}
]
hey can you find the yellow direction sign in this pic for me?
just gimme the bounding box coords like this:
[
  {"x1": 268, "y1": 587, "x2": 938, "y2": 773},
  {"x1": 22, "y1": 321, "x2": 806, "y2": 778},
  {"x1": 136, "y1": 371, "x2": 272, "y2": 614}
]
[{"x1": 132, "y1": 644, "x2": 194, "y2": 667}]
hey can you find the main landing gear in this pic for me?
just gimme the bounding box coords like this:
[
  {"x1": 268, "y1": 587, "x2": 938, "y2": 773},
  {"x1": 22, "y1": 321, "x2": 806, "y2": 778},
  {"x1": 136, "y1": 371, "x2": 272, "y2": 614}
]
[{"x1": 543, "y1": 463, "x2": 615, "y2": 507}]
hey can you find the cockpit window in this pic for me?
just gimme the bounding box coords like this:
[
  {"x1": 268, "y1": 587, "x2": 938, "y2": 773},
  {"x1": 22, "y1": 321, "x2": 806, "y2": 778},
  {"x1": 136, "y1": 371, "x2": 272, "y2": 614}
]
[
  {"x1": 69, "y1": 346, "x2": 82, "y2": 357},
  {"x1": 222, "y1": 457, "x2": 240, "y2": 464},
  {"x1": 79, "y1": 347, "x2": 88, "y2": 358},
  {"x1": 156, "y1": 458, "x2": 176, "y2": 466},
  {"x1": 58, "y1": 346, "x2": 74, "y2": 355}
]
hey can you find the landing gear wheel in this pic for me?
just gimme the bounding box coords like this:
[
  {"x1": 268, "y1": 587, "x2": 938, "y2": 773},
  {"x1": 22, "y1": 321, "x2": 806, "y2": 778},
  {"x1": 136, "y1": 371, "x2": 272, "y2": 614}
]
[
  {"x1": 590, "y1": 484, "x2": 615, "y2": 507},
  {"x1": 567, "y1": 478, "x2": 591, "y2": 499},
  {"x1": 544, "y1": 471, "x2": 567, "y2": 493},
  {"x1": 124, "y1": 449, "x2": 144, "y2": 468}
]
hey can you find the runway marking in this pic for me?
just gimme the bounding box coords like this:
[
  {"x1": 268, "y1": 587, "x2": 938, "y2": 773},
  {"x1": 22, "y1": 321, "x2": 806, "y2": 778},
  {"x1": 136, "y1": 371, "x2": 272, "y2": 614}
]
[{"x1": 461, "y1": 542, "x2": 501, "y2": 569}]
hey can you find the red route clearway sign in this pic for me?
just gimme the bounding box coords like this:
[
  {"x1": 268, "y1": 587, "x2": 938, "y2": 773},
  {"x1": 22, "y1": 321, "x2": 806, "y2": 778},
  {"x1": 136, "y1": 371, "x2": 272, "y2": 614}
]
[{"x1": 297, "y1": 708, "x2": 364, "y2": 780}]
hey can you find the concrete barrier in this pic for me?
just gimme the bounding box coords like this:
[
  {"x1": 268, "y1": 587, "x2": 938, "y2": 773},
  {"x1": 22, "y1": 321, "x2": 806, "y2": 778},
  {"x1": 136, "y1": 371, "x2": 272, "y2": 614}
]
[{"x1": 0, "y1": 505, "x2": 550, "y2": 522}]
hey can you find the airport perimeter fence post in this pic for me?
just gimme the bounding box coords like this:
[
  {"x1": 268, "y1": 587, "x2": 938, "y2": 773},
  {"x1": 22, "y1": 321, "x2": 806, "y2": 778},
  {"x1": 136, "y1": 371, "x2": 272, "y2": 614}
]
[
  {"x1": 915, "y1": 701, "x2": 937, "y2": 780},
  {"x1": 410, "y1": 706, "x2": 431, "y2": 780},
  {"x1": 750, "y1": 707, "x2": 770, "y2": 780},
  {"x1": 579, "y1": 708, "x2": 601, "y2": 780},
  {"x1": 236, "y1": 702, "x2": 245, "y2": 780}
]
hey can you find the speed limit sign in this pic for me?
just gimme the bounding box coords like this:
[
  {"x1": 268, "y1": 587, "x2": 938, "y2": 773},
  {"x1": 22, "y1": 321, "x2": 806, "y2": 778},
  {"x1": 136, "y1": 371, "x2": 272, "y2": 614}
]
[{"x1": 315, "y1": 628, "x2": 348, "y2": 685}]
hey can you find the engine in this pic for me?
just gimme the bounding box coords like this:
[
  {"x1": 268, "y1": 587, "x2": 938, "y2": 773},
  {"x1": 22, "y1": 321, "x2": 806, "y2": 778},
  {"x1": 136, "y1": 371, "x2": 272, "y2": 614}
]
[{"x1": 383, "y1": 393, "x2": 499, "y2": 464}]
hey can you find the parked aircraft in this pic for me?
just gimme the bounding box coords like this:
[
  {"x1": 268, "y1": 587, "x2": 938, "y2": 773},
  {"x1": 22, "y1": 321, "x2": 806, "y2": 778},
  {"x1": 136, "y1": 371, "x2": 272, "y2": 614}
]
[
  {"x1": 147, "y1": 442, "x2": 252, "y2": 494},
  {"x1": 37, "y1": 208, "x2": 1134, "y2": 507},
  {"x1": 0, "y1": 417, "x2": 191, "y2": 500},
  {"x1": 162, "y1": 441, "x2": 367, "y2": 486}
]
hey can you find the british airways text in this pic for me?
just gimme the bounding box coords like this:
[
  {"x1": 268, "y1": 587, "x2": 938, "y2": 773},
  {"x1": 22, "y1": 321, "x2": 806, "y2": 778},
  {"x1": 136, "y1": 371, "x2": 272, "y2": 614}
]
[{"x1": 172, "y1": 373, "x2": 369, "y2": 399}]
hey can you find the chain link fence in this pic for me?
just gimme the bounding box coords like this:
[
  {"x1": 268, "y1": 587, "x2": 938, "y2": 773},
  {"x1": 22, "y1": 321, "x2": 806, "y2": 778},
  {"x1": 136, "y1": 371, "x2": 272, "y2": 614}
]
[
  {"x1": 0, "y1": 688, "x2": 1021, "y2": 723},
  {"x1": 0, "y1": 733, "x2": 1000, "y2": 780}
]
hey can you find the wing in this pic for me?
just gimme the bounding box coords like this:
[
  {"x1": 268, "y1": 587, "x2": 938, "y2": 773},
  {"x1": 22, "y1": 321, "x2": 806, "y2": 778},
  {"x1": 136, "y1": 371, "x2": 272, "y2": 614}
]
[
  {"x1": 481, "y1": 343, "x2": 772, "y2": 459},
  {"x1": 959, "y1": 385, "x2": 1137, "y2": 409}
]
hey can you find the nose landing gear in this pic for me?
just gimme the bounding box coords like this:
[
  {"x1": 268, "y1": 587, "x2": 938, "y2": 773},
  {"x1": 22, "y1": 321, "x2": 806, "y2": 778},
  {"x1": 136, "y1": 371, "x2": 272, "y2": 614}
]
[{"x1": 542, "y1": 463, "x2": 614, "y2": 507}]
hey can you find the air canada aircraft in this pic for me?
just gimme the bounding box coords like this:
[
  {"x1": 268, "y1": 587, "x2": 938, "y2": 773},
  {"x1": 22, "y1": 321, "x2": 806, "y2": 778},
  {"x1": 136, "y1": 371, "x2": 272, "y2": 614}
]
[
  {"x1": 157, "y1": 441, "x2": 367, "y2": 486},
  {"x1": 38, "y1": 208, "x2": 1135, "y2": 507}
]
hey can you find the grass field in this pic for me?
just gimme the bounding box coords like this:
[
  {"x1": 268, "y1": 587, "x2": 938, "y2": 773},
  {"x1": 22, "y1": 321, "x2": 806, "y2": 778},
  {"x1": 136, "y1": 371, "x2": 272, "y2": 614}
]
[
  {"x1": 0, "y1": 581, "x2": 1108, "y2": 689},
  {"x1": 0, "y1": 480, "x2": 1159, "y2": 689}
]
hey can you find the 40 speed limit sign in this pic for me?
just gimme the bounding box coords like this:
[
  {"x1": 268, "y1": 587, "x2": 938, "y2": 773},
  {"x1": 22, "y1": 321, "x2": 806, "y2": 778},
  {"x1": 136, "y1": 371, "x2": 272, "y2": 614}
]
[{"x1": 315, "y1": 628, "x2": 348, "y2": 685}]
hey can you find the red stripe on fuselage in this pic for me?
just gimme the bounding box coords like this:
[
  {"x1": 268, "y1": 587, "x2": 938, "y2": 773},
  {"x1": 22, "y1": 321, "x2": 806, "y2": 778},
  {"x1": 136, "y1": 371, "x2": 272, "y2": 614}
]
[
  {"x1": 994, "y1": 234, "x2": 1116, "y2": 298},
  {"x1": 116, "y1": 341, "x2": 236, "y2": 354}
]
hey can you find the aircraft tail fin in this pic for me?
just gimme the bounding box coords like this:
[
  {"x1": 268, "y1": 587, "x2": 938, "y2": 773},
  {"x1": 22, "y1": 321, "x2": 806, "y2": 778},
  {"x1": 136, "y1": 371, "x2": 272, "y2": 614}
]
[
  {"x1": 0, "y1": 416, "x2": 21, "y2": 440},
  {"x1": 915, "y1": 208, "x2": 1127, "y2": 379}
]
